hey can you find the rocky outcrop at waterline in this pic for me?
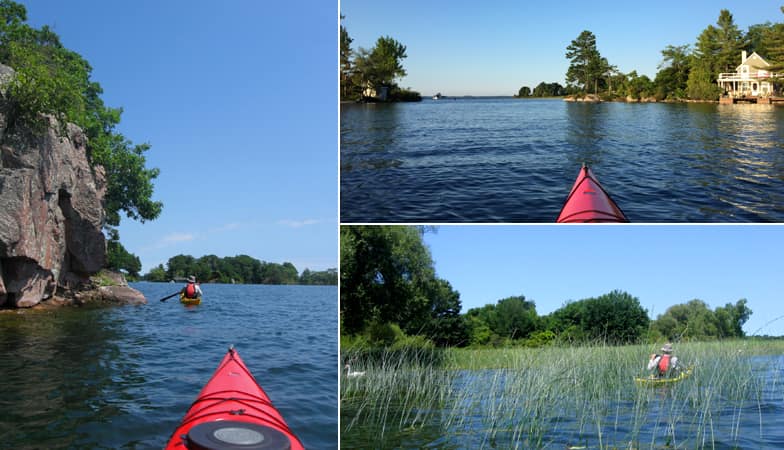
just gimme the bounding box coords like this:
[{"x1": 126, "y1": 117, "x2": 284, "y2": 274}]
[{"x1": 0, "y1": 63, "x2": 145, "y2": 308}]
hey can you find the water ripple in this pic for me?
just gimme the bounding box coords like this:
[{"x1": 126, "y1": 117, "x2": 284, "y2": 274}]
[
  {"x1": 341, "y1": 99, "x2": 784, "y2": 222},
  {"x1": 0, "y1": 283, "x2": 338, "y2": 449}
]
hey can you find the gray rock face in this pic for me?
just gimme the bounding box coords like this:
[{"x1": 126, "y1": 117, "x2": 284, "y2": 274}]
[{"x1": 0, "y1": 64, "x2": 108, "y2": 307}]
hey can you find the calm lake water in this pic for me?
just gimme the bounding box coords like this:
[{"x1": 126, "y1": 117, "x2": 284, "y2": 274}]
[
  {"x1": 0, "y1": 283, "x2": 338, "y2": 449},
  {"x1": 340, "y1": 98, "x2": 784, "y2": 222},
  {"x1": 341, "y1": 354, "x2": 784, "y2": 449}
]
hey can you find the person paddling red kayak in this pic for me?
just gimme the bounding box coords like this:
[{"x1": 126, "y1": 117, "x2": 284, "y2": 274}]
[
  {"x1": 165, "y1": 346, "x2": 304, "y2": 450},
  {"x1": 556, "y1": 164, "x2": 629, "y2": 223}
]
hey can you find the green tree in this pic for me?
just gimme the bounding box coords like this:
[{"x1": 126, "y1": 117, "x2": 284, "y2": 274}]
[
  {"x1": 410, "y1": 278, "x2": 468, "y2": 347},
  {"x1": 0, "y1": 1, "x2": 161, "y2": 264},
  {"x1": 651, "y1": 298, "x2": 750, "y2": 341},
  {"x1": 761, "y1": 7, "x2": 784, "y2": 74},
  {"x1": 340, "y1": 225, "x2": 436, "y2": 336},
  {"x1": 465, "y1": 314, "x2": 493, "y2": 347},
  {"x1": 688, "y1": 24, "x2": 723, "y2": 99},
  {"x1": 105, "y1": 237, "x2": 142, "y2": 278},
  {"x1": 532, "y1": 81, "x2": 566, "y2": 97},
  {"x1": 548, "y1": 291, "x2": 649, "y2": 344},
  {"x1": 655, "y1": 44, "x2": 691, "y2": 99},
  {"x1": 369, "y1": 36, "x2": 407, "y2": 87},
  {"x1": 489, "y1": 296, "x2": 539, "y2": 340},
  {"x1": 746, "y1": 22, "x2": 772, "y2": 55},
  {"x1": 517, "y1": 86, "x2": 531, "y2": 97},
  {"x1": 566, "y1": 30, "x2": 604, "y2": 93},
  {"x1": 340, "y1": 15, "x2": 357, "y2": 100},
  {"x1": 166, "y1": 255, "x2": 197, "y2": 280},
  {"x1": 300, "y1": 268, "x2": 338, "y2": 285},
  {"x1": 714, "y1": 299, "x2": 751, "y2": 337},
  {"x1": 653, "y1": 300, "x2": 702, "y2": 340},
  {"x1": 147, "y1": 254, "x2": 312, "y2": 285},
  {"x1": 624, "y1": 71, "x2": 655, "y2": 99},
  {"x1": 715, "y1": 9, "x2": 745, "y2": 73},
  {"x1": 143, "y1": 264, "x2": 167, "y2": 282},
  {"x1": 352, "y1": 36, "x2": 408, "y2": 99},
  {"x1": 687, "y1": 10, "x2": 743, "y2": 99}
]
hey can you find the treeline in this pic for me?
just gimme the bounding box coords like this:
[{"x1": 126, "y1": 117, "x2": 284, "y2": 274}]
[
  {"x1": 142, "y1": 254, "x2": 337, "y2": 285},
  {"x1": 515, "y1": 82, "x2": 572, "y2": 98},
  {"x1": 340, "y1": 16, "x2": 420, "y2": 102},
  {"x1": 517, "y1": 7, "x2": 784, "y2": 101},
  {"x1": 340, "y1": 225, "x2": 753, "y2": 349},
  {"x1": 0, "y1": 1, "x2": 161, "y2": 271},
  {"x1": 466, "y1": 294, "x2": 750, "y2": 348}
]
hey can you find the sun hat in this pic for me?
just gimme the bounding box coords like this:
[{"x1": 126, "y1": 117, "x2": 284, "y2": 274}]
[
  {"x1": 187, "y1": 275, "x2": 196, "y2": 283},
  {"x1": 661, "y1": 343, "x2": 673, "y2": 353}
]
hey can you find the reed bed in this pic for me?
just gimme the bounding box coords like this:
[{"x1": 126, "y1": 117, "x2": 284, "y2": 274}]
[{"x1": 340, "y1": 340, "x2": 784, "y2": 449}]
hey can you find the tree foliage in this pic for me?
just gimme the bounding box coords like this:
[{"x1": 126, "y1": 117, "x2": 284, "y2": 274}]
[
  {"x1": 654, "y1": 45, "x2": 691, "y2": 99},
  {"x1": 339, "y1": 18, "x2": 418, "y2": 102},
  {"x1": 340, "y1": 222, "x2": 757, "y2": 349},
  {"x1": 141, "y1": 254, "x2": 336, "y2": 286},
  {"x1": 464, "y1": 295, "x2": 540, "y2": 346},
  {"x1": 340, "y1": 225, "x2": 467, "y2": 347},
  {"x1": 566, "y1": 30, "x2": 604, "y2": 94},
  {"x1": 0, "y1": 0, "x2": 161, "y2": 262},
  {"x1": 687, "y1": 10, "x2": 744, "y2": 99},
  {"x1": 339, "y1": 15, "x2": 354, "y2": 100},
  {"x1": 106, "y1": 237, "x2": 142, "y2": 278},
  {"x1": 651, "y1": 299, "x2": 751, "y2": 340},
  {"x1": 547, "y1": 291, "x2": 649, "y2": 344},
  {"x1": 761, "y1": 7, "x2": 784, "y2": 73},
  {"x1": 532, "y1": 81, "x2": 568, "y2": 97},
  {"x1": 623, "y1": 71, "x2": 655, "y2": 99},
  {"x1": 565, "y1": 8, "x2": 784, "y2": 101}
]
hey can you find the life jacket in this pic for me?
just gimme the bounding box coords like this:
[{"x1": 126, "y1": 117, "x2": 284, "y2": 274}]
[
  {"x1": 658, "y1": 354, "x2": 671, "y2": 375},
  {"x1": 184, "y1": 282, "x2": 198, "y2": 298}
]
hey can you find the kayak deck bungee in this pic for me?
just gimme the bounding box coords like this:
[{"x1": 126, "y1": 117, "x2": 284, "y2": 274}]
[
  {"x1": 179, "y1": 294, "x2": 201, "y2": 306},
  {"x1": 165, "y1": 346, "x2": 303, "y2": 450},
  {"x1": 634, "y1": 367, "x2": 693, "y2": 386},
  {"x1": 556, "y1": 164, "x2": 629, "y2": 223}
]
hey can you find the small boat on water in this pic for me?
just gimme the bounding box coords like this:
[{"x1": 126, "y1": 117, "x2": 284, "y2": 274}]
[
  {"x1": 165, "y1": 346, "x2": 304, "y2": 449},
  {"x1": 634, "y1": 367, "x2": 693, "y2": 386},
  {"x1": 433, "y1": 92, "x2": 443, "y2": 100},
  {"x1": 179, "y1": 294, "x2": 201, "y2": 306},
  {"x1": 556, "y1": 164, "x2": 629, "y2": 223}
]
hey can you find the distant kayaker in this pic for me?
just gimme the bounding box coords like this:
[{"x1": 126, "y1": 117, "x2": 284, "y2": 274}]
[
  {"x1": 647, "y1": 343, "x2": 679, "y2": 378},
  {"x1": 181, "y1": 275, "x2": 202, "y2": 299}
]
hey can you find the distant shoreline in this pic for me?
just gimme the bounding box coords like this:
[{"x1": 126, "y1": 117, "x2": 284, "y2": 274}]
[{"x1": 341, "y1": 96, "x2": 726, "y2": 104}]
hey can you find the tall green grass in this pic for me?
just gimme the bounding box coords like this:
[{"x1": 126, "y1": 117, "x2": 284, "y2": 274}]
[{"x1": 340, "y1": 339, "x2": 784, "y2": 449}]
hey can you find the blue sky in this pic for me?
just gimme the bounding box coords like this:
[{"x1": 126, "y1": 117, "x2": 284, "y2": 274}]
[
  {"x1": 425, "y1": 226, "x2": 784, "y2": 336},
  {"x1": 341, "y1": 0, "x2": 784, "y2": 96},
  {"x1": 21, "y1": 1, "x2": 337, "y2": 273}
]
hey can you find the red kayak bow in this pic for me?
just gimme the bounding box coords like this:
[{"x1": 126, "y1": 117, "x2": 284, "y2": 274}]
[
  {"x1": 556, "y1": 164, "x2": 629, "y2": 223},
  {"x1": 165, "y1": 347, "x2": 304, "y2": 450}
]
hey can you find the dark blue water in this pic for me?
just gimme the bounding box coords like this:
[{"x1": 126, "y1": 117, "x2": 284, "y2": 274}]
[
  {"x1": 0, "y1": 283, "x2": 337, "y2": 449},
  {"x1": 340, "y1": 98, "x2": 784, "y2": 222}
]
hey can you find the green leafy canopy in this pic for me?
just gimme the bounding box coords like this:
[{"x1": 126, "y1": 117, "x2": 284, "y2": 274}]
[{"x1": 0, "y1": 0, "x2": 162, "y2": 233}]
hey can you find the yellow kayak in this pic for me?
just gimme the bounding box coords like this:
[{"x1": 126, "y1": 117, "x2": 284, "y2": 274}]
[
  {"x1": 634, "y1": 367, "x2": 693, "y2": 386},
  {"x1": 179, "y1": 294, "x2": 202, "y2": 306}
]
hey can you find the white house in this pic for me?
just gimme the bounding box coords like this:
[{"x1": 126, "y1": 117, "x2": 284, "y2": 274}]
[{"x1": 717, "y1": 51, "x2": 778, "y2": 97}]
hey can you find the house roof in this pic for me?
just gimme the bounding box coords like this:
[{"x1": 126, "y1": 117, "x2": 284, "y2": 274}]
[{"x1": 737, "y1": 51, "x2": 771, "y2": 71}]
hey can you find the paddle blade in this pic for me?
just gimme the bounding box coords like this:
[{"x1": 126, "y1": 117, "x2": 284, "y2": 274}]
[{"x1": 159, "y1": 291, "x2": 180, "y2": 302}]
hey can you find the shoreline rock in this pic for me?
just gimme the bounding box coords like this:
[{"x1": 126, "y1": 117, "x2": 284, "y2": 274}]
[
  {"x1": 0, "y1": 63, "x2": 139, "y2": 309},
  {"x1": 0, "y1": 270, "x2": 148, "y2": 310}
]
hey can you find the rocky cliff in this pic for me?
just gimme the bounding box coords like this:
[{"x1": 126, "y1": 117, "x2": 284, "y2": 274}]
[{"x1": 0, "y1": 63, "x2": 145, "y2": 307}]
